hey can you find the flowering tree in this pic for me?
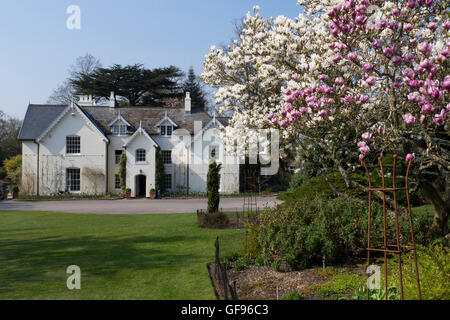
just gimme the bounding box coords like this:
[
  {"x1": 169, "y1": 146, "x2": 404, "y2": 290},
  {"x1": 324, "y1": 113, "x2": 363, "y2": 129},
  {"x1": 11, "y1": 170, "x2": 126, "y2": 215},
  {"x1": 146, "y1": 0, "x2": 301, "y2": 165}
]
[{"x1": 267, "y1": 0, "x2": 449, "y2": 235}]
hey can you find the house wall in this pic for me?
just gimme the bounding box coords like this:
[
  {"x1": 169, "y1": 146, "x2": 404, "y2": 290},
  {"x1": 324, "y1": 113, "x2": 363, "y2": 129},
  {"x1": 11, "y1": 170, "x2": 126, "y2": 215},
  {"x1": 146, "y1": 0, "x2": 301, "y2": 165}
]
[
  {"x1": 124, "y1": 134, "x2": 156, "y2": 198},
  {"x1": 107, "y1": 135, "x2": 128, "y2": 194},
  {"x1": 21, "y1": 141, "x2": 38, "y2": 195},
  {"x1": 188, "y1": 126, "x2": 240, "y2": 194},
  {"x1": 37, "y1": 109, "x2": 107, "y2": 195}
]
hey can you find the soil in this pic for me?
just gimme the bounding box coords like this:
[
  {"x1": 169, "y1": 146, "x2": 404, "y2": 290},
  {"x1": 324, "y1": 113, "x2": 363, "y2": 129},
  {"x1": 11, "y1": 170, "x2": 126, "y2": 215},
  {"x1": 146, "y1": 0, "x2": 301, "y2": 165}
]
[{"x1": 211, "y1": 264, "x2": 365, "y2": 300}]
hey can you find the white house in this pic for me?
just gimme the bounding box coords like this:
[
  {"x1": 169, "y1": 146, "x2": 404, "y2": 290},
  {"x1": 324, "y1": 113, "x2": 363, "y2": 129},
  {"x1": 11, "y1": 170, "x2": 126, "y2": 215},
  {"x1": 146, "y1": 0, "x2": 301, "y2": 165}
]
[{"x1": 18, "y1": 93, "x2": 241, "y2": 197}]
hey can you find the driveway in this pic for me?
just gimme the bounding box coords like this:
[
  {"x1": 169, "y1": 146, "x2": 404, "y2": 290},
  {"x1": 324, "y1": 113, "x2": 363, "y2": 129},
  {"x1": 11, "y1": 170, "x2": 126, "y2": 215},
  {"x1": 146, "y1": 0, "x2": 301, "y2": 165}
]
[{"x1": 0, "y1": 196, "x2": 282, "y2": 214}]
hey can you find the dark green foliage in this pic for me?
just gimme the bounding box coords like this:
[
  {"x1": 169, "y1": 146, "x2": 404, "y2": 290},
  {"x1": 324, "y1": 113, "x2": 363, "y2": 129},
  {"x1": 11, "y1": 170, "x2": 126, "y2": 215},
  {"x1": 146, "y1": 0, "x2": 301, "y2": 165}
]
[
  {"x1": 368, "y1": 154, "x2": 421, "y2": 207},
  {"x1": 183, "y1": 67, "x2": 207, "y2": 111},
  {"x1": 155, "y1": 148, "x2": 166, "y2": 194},
  {"x1": 258, "y1": 196, "x2": 434, "y2": 270},
  {"x1": 207, "y1": 161, "x2": 221, "y2": 213},
  {"x1": 197, "y1": 210, "x2": 229, "y2": 229},
  {"x1": 71, "y1": 64, "x2": 184, "y2": 106},
  {"x1": 118, "y1": 153, "x2": 127, "y2": 191},
  {"x1": 0, "y1": 166, "x2": 6, "y2": 180},
  {"x1": 0, "y1": 110, "x2": 22, "y2": 165},
  {"x1": 279, "y1": 172, "x2": 367, "y2": 204}
]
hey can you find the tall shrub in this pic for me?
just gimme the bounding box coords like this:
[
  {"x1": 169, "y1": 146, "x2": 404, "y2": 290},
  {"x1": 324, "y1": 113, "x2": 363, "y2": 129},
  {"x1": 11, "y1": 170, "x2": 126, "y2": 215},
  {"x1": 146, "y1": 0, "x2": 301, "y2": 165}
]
[
  {"x1": 259, "y1": 195, "x2": 434, "y2": 270},
  {"x1": 207, "y1": 160, "x2": 221, "y2": 213},
  {"x1": 3, "y1": 154, "x2": 21, "y2": 187},
  {"x1": 155, "y1": 148, "x2": 166, "y2": 194},
  {"x1": 118, "y1": 153, "x2": 127, "y2": 191}
]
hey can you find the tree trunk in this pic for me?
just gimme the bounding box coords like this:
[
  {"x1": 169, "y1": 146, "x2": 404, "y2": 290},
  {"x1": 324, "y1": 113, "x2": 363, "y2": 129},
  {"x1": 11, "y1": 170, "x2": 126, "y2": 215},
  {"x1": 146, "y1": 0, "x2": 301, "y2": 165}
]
[{"x1": 418, "y1": 177, "x2": 449, "y2": 237}]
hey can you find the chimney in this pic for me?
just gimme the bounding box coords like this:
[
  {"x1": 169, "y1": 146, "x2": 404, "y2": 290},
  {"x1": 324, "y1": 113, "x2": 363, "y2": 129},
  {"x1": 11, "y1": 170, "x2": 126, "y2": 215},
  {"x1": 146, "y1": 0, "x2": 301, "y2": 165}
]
[
  {"x1": 109, "y1": 91, "x2": 116, "y2": 108},
  {"x1": 78, "y1": 94, "x2": 96, "y2": 107},
  {"x1": 185, "y1": 92, "x2": 191, "y2": 114}
]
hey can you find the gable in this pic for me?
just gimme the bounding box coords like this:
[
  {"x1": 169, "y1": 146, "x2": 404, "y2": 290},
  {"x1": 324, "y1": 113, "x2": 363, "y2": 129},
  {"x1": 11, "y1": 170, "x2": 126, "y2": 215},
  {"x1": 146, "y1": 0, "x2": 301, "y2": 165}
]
[
  {"x1": 18, "y1": 105, "x2": 67, "y2": 141},
  {"x1": 37, "y1": 104, "x2": 109, "y2": 143}
]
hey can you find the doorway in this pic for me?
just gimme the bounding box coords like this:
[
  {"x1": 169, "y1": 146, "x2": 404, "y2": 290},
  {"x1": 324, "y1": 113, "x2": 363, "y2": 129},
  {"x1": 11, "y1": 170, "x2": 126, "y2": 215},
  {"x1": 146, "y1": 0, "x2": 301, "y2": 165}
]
[{"x1": 135, "y1": 175, "x2": 147, "y2": 198}]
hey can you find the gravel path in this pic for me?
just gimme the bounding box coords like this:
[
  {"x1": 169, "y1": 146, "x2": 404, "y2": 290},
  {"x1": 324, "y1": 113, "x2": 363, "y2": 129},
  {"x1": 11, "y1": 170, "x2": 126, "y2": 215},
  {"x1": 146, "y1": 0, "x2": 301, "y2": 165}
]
[{"x1": 0, "y1": 196, "x2": 282, "y2": 214}]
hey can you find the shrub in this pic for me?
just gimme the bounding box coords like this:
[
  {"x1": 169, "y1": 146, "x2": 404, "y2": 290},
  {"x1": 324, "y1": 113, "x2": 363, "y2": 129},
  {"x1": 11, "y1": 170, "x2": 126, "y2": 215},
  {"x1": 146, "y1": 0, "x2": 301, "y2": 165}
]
[
  {"x1": 197, "y1": 210, "x2": 229, "y2": 229},
  {"x1": 278, "y1": 172, "x2": 367, "y2": 204},
  {"x1": 282, "y1": 291, "x2": 303, "y2": 300},
  {"x1": 242, "y1": 223, "x2": 262, "y2": 258},
  {"x1": 259, "y1": 196, "x2": 434, "y2": 270},
  {"x1": 118, "y1": 153, "x2": 127, "y2": 191},
  {"x1": 155, "y1": 148, "x2": 166, "y2": 194},
  {"x1": 207, "y1": 161, "x2": 221, "y2": 213},
  {"x1": 3, "y1": 155, "x2": 21, "y2": 186},
  {"x1": 382, "y1": 241, "x2": 449, "y2": 300},
  {"x1": 0, "y1": 166, "x2": 6, "y2": 180}
]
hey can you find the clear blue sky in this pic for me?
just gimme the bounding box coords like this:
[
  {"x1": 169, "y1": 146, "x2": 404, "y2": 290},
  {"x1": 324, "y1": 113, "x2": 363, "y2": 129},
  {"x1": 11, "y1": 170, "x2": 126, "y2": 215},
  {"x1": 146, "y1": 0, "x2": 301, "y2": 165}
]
[{"x1": 0, "y1": 0, "x2": 301, "y2": 119}]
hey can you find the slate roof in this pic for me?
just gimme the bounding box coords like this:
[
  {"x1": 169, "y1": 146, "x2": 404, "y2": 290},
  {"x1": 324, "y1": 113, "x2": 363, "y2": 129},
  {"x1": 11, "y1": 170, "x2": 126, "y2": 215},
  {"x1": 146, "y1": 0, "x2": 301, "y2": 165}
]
[
  {"x1": 19, "y1": 104, "x2": 229, "y2": 141},
  {"x1": 18, "y1": 105, "x2": 67, "y2": 140}
]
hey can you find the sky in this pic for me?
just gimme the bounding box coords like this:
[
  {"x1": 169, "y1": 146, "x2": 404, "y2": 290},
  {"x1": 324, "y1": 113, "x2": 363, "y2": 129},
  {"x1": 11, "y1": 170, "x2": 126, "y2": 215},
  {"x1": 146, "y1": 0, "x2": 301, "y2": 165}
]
[{"x1": 0, "y1": 0, "x2": 302, "y2": 119}]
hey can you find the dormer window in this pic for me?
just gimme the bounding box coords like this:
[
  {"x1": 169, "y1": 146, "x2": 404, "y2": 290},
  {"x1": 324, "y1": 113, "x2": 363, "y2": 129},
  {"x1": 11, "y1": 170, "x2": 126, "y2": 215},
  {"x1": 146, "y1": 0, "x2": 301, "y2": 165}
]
[
  {"x1": 113, "y1": 124, "x2": 127, "y2": 136},
  {"x1": 160, "y1": 125, "x2": 173, "y2": 137}
]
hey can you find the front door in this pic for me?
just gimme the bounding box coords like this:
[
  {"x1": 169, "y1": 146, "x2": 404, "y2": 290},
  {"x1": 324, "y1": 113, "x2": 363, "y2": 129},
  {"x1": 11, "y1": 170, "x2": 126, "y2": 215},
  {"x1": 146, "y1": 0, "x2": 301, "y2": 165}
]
[{"x1": 135, "y1": 175, "x2": 147, "y2": 198}]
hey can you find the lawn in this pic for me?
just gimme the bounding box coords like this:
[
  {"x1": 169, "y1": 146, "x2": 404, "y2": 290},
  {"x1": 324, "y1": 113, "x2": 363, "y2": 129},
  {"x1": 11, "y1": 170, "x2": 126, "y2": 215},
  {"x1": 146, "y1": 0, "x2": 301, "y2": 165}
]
[{"x1": 0, "y1": 211, "x2": 246, "y2": 299}]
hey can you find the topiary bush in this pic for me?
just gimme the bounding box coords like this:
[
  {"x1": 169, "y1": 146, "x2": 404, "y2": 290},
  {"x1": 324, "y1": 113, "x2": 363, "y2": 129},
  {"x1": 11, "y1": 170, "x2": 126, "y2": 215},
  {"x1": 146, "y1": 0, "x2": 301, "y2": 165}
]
[
  {"x1": 118, "y1": 153, "x2": 127, "y2": 191},
  {"x1": 207, "y1": 160, "x2": 221, "y2": 213},
  {"x1": 258, "y1": 195, "x2": 434, "y2": 270}
]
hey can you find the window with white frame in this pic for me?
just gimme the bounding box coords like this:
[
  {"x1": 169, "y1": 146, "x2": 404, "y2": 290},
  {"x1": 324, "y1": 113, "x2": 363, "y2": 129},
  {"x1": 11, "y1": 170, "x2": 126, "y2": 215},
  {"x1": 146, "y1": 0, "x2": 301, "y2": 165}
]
[
  {"x1": 115, "y1": 174, "x2": 121, "y2": 189},
  {"x1": 136, "y1": 149, "x2": 146, "y2": 163},
  {"x1": 115, "y1": 150, "x2": 123, "y2": 165},
  {"x1": 160, "y1": 125, "x2": 173, "y2": 137},
  {"x1": 66, "y1": 136, "x2": 80, "y2": 154},
  {"x1": 164, "y1": 174, "x2": 172, "y2": 190},
  {"x1": 112, "y1": 124, "x2": 127, "y2": 136},
  {"x1": 162, "y1": 151, "x2": 172, "y2": 164},
  {"x1": 66, "y1": 168, "x2": 81, "y2": 192}
]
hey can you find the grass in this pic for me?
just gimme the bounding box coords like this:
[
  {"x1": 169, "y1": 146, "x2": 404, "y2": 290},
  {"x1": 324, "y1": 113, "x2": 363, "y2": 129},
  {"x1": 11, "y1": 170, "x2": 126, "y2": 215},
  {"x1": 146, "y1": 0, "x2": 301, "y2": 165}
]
[{"x1": 0, "y1": 210, "x2": 246, "y2": 299}]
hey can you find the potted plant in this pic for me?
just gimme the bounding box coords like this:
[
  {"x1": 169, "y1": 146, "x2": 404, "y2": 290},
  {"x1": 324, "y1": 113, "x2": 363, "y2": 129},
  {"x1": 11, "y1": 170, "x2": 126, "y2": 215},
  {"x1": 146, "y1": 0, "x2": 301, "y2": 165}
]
[
  {"x1": 124, "y1": 188, "x2": 132, "y2": 199},
  {"x1": 149, "y1": 188, "x2": 156, "y2": 199}
]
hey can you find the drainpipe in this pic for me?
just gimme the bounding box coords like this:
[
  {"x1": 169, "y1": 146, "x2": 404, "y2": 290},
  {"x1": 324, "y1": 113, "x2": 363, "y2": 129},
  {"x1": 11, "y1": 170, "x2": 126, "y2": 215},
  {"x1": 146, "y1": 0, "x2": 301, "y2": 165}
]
[
  {"x1": 105, "y1": 142, "x2": 109, "y2": 194},
  {"x1": 34, "y1": 141, "x2": 40, "y2": 196}
]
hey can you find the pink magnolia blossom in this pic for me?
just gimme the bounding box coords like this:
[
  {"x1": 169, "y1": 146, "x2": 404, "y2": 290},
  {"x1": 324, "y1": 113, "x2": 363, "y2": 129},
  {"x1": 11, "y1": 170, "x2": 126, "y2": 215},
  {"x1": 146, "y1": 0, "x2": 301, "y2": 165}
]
[
  {"x1": 362, "y1": 63, "x2": 373, "y2": 73},
  {"x1": 404, "y1": 24, "x2": 414, "y2": 32},
  {"x1": 362, "y1": 132, "x2": 372, "y2": 141},
  {"x1": 406, "y1": 153, "x2": 415, "y2": 162},
  {"x1": 366, "y1": 76, "x2": 376, "y2": 86},
  {"x1": 347, "y1": 52, "x2": 358, "y2": 61},
  {"x1": 403, "y1": 113, "x2": 415, "y2": 126}
]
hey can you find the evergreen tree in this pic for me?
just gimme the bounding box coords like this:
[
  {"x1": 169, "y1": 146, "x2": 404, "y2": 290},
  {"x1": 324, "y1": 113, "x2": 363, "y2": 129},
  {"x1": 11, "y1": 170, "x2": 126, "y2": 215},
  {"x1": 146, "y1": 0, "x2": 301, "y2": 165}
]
[
  {"x1": 71, "y1": 64, "x2": 184, "y2": 106},
  {"x1": 155, "y1": 148, "x2": 166, "y2": 195},
  {"x1": 118, "y1": 153, "x2": 127, "y2": 191},
  {"x1": 183, "y1": 67, "x2": 207, "y2": 111},
  {"x1": 207, "y1": 160, "x2": 221, "y2": 213}
]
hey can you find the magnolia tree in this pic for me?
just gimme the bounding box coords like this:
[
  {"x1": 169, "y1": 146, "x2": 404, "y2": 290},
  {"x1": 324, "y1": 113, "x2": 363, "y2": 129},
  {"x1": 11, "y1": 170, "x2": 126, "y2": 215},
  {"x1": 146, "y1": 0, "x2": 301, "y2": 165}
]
[
  {"x1": 266, "y1": 0, "x2": 449, "y2": 235},
  {"x1": 202, "y1": 7, "x2": 316, "y2": 159}
]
